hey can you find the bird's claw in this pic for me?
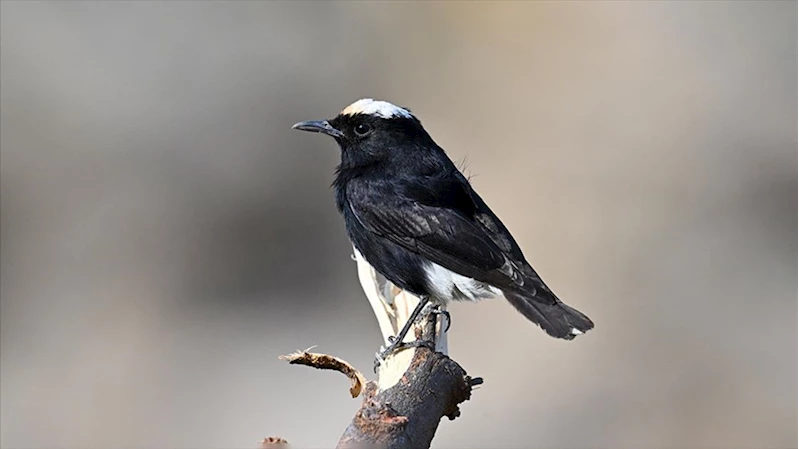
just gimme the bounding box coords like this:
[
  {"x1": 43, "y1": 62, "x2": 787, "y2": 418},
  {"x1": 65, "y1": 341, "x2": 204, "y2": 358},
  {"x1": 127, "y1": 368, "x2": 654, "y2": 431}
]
[
  {"x1": 431, "y1": 306, "x2": 452, "y2": 332},
  {"x1": 373, "y1": 337, "x2": 436, "y2": 372}
]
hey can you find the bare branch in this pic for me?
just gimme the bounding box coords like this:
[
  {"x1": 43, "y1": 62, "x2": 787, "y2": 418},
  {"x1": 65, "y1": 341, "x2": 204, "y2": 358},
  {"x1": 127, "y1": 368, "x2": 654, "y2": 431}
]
[
  {"x1": 278, "y1": 250, "x2": 477, "y2": 448},
  {"x1": 336, "y1": 313, "x2": 475, "y2": 449}
]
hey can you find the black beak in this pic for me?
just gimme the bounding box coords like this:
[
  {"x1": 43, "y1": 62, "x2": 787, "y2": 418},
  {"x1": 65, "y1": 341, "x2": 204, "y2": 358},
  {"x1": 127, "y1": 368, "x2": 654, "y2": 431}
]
[{"x1": 291, "y1": 120, "x2": 344, "y2": 138}]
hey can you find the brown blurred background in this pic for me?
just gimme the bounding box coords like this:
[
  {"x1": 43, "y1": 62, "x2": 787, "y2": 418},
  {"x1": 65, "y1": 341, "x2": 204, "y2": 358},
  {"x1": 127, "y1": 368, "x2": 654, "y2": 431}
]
[{"x1": 1, "y1": 1, "x2": 796, "y2": 448}]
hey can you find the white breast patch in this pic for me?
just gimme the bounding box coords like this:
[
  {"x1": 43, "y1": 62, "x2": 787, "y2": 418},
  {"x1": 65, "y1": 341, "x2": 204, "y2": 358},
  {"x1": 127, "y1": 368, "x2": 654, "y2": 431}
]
[{"x1": 424, "y1": 262, "x2": 502, "y2": 303}]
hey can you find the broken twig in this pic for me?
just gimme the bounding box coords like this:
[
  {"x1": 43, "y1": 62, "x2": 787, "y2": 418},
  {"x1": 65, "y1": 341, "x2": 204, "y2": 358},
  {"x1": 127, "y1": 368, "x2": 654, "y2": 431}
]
[{"x1": 279, "y1": 350, "x2": 367, "y2": 398}]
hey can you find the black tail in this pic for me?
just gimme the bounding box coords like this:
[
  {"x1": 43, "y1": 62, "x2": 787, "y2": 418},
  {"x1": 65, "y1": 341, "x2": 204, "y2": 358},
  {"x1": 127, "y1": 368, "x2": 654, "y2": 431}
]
[{"x1": 504, "y1": 291, "x2": 594, "y2": 340}]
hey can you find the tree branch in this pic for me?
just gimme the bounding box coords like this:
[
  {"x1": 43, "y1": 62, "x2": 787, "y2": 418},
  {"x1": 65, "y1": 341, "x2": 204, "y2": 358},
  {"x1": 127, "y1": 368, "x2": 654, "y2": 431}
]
[
  {"x1": 336, "y1": 311, "x2": 475, "y2": 449},
  {"x1": 279, "y1": 248, "x2": 478, "y2": 448}
]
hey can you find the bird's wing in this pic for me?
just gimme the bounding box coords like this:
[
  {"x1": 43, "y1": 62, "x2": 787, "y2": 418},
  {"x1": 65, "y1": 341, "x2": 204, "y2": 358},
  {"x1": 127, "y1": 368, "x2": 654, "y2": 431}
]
[{"x1": 346, "y1": 177, "x2": 525, "y2": 288}]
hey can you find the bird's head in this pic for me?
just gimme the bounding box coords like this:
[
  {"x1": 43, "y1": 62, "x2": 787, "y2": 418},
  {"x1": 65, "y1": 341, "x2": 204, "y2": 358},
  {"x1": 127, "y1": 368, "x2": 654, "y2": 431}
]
[{"x1": 292, "y1": 99, "x2": 437, "y2": 169}]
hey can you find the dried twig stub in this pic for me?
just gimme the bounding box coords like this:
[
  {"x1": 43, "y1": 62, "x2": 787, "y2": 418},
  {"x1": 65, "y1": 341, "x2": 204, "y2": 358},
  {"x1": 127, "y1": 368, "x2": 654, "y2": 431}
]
[
  {"x1": 279, "y1": 350, "x2": 367, "y2": 398},
  {"x1": 258, "y1": 436, "x2": 289, "y2": 445}
]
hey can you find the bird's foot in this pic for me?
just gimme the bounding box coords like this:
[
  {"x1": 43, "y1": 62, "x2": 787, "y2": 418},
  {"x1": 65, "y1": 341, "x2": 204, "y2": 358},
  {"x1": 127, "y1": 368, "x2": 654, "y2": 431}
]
[
  {"x1": 372, "y1": 295, "x2": 431, "y2": 372},
  {"x1": 373, "y1": 337, "x2": 435, "y2": 372}
]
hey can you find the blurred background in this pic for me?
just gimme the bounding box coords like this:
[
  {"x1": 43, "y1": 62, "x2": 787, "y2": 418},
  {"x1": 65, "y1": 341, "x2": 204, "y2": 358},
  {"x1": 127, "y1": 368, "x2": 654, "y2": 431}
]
[{"x1": 1, "y1": 1, "x2": 796, "y2": 448}]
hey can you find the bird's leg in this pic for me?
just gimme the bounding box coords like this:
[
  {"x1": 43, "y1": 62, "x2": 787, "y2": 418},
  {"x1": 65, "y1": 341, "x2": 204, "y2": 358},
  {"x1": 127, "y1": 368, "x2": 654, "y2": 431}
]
[
  {"x1": 390, "y1": 295, "x2": 431, "y2": 347},
  {"x1": 431, "y1": 305, "x2": 451, "y2": 333},
  {"x1": 374, "y1": 295, "x2": 431, "y2": 370}
]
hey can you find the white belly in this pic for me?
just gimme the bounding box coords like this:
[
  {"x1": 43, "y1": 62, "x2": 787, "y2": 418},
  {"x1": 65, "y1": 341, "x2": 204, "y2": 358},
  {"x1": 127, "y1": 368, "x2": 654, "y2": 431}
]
[{"x1": 424, "y1": 262, "x2": 502, "y2": 303}]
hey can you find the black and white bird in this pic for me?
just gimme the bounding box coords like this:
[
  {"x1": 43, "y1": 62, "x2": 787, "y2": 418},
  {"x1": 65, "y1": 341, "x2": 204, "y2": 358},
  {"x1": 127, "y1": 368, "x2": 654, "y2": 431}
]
[{"x1": 293, "y1": 99, "x2": 593, "y2": 357}]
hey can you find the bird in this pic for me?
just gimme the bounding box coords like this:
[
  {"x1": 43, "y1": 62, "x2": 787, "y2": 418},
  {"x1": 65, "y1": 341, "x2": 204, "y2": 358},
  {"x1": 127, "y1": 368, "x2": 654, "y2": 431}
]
[{"x1": 292, "y1": 98, "x2": 593, "y2": 359}]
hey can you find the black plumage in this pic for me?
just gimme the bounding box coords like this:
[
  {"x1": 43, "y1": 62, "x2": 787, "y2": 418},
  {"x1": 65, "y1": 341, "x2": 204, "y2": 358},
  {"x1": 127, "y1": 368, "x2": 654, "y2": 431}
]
[{"x1": 293, "y1": 100, "x2": 593, "y2": 340}]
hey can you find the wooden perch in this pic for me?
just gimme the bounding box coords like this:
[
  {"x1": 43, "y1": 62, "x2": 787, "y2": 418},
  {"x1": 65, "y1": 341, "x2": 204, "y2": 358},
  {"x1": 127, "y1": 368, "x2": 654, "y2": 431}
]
[
  {"x1": 337, "y1": 309, "x2": 475, "y2": 449},
  {"x1": 279, "y1": 248, "x2": 477, "y2": 449}
]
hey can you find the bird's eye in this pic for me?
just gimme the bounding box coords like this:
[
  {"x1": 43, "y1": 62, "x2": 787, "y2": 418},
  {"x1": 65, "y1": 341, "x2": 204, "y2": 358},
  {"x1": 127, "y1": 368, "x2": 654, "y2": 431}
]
[{"x1": 354, "y1": 123, "x2": 371, "y2": 136}]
